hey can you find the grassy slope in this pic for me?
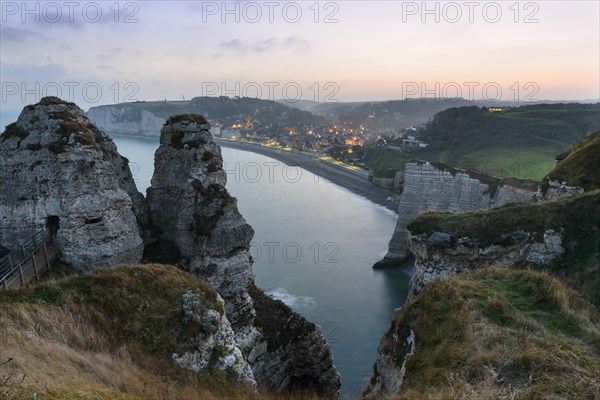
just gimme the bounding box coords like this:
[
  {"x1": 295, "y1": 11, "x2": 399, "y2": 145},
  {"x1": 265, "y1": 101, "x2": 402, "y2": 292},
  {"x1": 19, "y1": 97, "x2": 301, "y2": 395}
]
[
  {"x1": 375, "y1": 268, "x2": 600, "y2": 400},
  {"x1": 408, "y1": 190, "x2": 600, "y2": 307},
  {"x1": 0, "y1": 264, "x2": 320, "y2": 400},
  {"x1": 363, "y1": 104, "x2": 600, "y2": 180},
  {"x1": 542, "y1": 131, "x2": 600, "y2": 191}
]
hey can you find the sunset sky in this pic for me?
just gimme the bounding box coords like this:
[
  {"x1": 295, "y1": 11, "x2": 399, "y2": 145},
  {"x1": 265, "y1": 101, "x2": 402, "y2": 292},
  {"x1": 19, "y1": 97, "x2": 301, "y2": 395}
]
[{"x1": 1, "y1": 1, "x2": 599, "y2": 126}]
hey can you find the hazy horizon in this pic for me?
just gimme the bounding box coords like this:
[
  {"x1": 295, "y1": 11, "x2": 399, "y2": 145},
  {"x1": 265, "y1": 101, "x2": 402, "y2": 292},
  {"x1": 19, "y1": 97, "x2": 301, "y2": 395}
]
[{"x1": 2, "y1": 0, "x2": 599, "y2": 127}]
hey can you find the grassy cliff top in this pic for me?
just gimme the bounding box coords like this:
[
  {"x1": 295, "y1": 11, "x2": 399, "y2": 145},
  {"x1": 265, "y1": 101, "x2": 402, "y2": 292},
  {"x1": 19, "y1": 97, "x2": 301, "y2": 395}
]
[
  {"x1": 166, "y1": 114, "x2": 209, "y2": 125},
  {"x1": 408, "y1": 190, "x2": 599, "y2": 245},
  {"x1": 542, "y1": 131, "x2": 600, "y2": 191},
  {"x1": 376, "y1": 268, "x2": 600, "y2": 399},
  {"x1": 407, "y1": 190, "x2": 600, "y2": 306},
  {"x1": 0, "y1": 264, "x2": 320, "y2": 400}
]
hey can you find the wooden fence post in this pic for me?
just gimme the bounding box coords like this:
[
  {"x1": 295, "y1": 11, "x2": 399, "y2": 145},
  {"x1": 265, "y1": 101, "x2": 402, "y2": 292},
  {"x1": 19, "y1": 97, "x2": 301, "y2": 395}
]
[
  {"x1": 18, "y1": 262, "x2": 25, "y2": 288},
  {"x1": 32, "y1": 252, "x2": 39, "y2": 281},
  {"x1": 43, "y1": 243, "x2": 50, "y2": 271}
]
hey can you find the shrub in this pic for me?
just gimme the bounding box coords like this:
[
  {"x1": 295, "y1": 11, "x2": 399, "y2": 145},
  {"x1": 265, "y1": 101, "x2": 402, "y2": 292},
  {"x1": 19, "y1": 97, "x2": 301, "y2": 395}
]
[
  {"x1": 426, "y1": 231, "x2": 452, "y2": 248},
  {"x1": 182, "y1": 291, "x2": 202, "y2": 324},
  {"x1": 166, "y1": 114, "x2": 208, "y2": 125},
  {"x1": 1, "y1": 123, "x2": 28, "y2": 143}
]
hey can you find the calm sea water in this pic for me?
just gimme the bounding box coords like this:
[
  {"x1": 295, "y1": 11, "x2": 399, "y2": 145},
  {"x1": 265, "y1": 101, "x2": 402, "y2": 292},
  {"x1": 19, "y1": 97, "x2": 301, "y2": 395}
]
[{"x1": 112, "y1": 135, "x2": 410, "y2": 398}]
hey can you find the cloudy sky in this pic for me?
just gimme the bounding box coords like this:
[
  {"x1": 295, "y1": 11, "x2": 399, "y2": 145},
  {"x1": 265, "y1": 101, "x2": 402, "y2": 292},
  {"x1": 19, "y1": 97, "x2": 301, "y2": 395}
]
[{"x1": 1, "y1": 1, "x2": 599, "y2": 127}]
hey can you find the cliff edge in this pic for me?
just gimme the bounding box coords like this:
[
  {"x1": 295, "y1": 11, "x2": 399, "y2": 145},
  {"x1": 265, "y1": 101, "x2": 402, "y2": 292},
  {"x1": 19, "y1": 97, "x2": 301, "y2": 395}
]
[
  {"x1": 375, "y1": 161, "x2": 537, "y2": 267},
  {"x1": 363, "y1": 268, "x2": 600, "y2": 399}
]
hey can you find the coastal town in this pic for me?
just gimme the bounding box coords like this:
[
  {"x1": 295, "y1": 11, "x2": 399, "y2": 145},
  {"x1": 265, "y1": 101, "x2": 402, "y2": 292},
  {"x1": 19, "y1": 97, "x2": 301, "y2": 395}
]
[{"x1": 211, "y1": 119, "x2": 428, "y2": 166}]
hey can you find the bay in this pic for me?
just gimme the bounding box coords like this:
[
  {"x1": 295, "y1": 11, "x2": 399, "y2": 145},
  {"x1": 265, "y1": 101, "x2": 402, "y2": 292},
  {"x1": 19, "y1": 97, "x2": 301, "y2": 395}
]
[{"x1": 111, "y1": 135, "x2": 410, "y2": 398}]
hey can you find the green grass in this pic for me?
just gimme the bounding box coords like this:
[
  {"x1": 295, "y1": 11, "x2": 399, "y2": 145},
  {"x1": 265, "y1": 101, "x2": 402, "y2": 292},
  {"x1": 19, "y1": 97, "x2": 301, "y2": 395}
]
[
  {"x1": 365, "y1": 103, "x2": 599, "y2": 180},
  {"x1": 408, "y1": 189, "x2": 599, "y2": 242},
  {"x1": 408, "y1": 190, "x2": 600, "y2": 307},
  {"x1": 361, "y1": 147, "x2": 408, "y2": 177},
  {"x1": 542, "y1": 131, "x2": 600, "y2": 191},
  {"x1": 248, "y1": 284, "x2": 316, "y2": 352},
  {"x1": 0, "y1": 264, "x2": 327, "y2": 400},
  {"x1": 368, "y1": 268, "x2": 600, "y2": 399},
  {"x1": 458, "y1": 148, "x2": 557, "y2": 180}
]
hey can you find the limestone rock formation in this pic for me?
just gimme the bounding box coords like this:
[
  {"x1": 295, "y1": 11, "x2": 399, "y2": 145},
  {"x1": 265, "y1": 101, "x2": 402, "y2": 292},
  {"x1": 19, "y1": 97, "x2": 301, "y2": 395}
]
[
  {"x1": 407, "y1": 228, "x2": 564, "y2": 298},
  {"x1": 145, "y1": 114, "x2": 255, "y2": 331},
  {"x1": 172, "y1": 292, "x2": 255, "y2": 386},
  {"x1": 366, "y1": 329, "x2": 415, "y2": 398},
  {"x1": 374, "y1": 161, "x2": 537, "y2": 267},
  {"x1": 0, "y1": 97, "x2": 143, "y2": 270},
  {"x1": 403, "y1": 187, "x2": 599, "y2": 301},
  {"x1": 246, "y1": 284, "x2": 340, "y2": 395},
  {"x1": 145, "y1": 115, "x2": 340, "y2": 396}
]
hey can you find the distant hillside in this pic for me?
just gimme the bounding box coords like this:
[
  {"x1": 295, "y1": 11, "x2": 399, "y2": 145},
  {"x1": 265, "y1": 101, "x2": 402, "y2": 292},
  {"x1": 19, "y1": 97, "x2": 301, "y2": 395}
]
[
  {"x1": 87, "y1": 97, "x2": 329, "y2": 136},
  {"x1": 413, "y1": 103, "x2": 600, "y2": 179},
  {"x1": 361, "y1": 103, "x2": 600, "y2": 180},
  {"x1": 366, "y1": 268, "x2": 600, "y2": 399},
  {"x1": 282, "y1": 98, "x2": 562, "y2": 132},
  {"x1": 309, "y1": 98, "x2": 480, "y2": 131},
  {"x1": 275, "y1": 99, "x2": 322, "y2": 111}
]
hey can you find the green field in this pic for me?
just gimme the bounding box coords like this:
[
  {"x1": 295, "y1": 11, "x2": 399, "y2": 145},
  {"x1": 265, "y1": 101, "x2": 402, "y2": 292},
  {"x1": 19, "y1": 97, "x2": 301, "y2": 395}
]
[
  {"x1": 456, "y1": 148, "x2": 557, "y2": 180},
  {"x1": 364, "y1": 103, "x2": 600, "y2": 181}
]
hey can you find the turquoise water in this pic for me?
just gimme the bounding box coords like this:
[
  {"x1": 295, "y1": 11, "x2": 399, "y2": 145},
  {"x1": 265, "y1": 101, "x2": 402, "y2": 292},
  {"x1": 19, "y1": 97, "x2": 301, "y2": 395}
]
[{"x1": 111, "y1": 135, "x2": 410, "y2": 398}]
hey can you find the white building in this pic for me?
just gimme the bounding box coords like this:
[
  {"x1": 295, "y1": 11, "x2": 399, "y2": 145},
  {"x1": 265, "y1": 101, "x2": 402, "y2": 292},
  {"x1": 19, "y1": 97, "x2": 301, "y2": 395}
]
[{"x1": 221, "y1": 129, "x2": 237, "y2": 138}]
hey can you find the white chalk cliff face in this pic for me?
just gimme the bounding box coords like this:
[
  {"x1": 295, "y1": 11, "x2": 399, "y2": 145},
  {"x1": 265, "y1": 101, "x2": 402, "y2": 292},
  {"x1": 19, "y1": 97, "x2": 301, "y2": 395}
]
[
  {"x1": 0, "y1": 97, "x2": 143, "y2": 270},
  {"x1": 86, "y1": 105, "x2": 166, "y2": 136},
  {"x1": 376, "y1": 161, "x2": 537, "y2": 267}
]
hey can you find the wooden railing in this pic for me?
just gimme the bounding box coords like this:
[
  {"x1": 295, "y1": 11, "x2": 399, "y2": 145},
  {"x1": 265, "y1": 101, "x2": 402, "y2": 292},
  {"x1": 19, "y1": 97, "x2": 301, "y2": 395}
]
[{"x1": 0, "y1": 232, "x2": 59, "y2": 289}]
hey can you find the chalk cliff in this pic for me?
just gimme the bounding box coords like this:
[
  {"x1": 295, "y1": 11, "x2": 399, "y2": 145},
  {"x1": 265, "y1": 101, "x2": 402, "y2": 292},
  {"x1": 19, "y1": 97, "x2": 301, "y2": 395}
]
[
  {"x1": 403, "y1": 131, "x2": 600, "y2": 301},
  {"x1": 375, "y1": 161, "x2": 537, "y2": 267},
  {"x1": 0, "y1": 97, "x2": 143, "y2": 270},
  {"x1": 86, "y1": 104, "x2": 166, "y2": 136}
]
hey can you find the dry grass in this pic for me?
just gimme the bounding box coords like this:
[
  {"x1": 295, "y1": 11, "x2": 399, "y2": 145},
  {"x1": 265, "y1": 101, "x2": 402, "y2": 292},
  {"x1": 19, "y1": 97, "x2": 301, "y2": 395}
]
[
  {"x1": 369, "y1": 267, "x2": 600, "y2": 400},
  {"x1": 0, "y1": 264, "x2": 326, "y2": 400}
]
